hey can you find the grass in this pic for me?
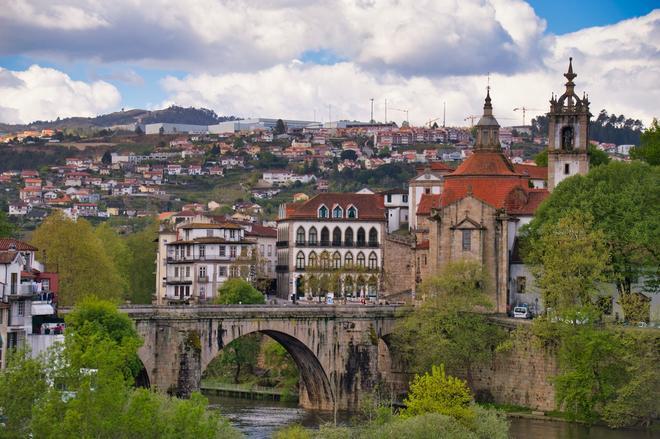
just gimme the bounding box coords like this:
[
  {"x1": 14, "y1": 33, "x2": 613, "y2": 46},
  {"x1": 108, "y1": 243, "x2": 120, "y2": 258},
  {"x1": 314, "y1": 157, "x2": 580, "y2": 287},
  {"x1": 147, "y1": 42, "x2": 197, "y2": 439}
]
[{"x1": 478, "y1": 403, "x2": 533, "y2": 414}]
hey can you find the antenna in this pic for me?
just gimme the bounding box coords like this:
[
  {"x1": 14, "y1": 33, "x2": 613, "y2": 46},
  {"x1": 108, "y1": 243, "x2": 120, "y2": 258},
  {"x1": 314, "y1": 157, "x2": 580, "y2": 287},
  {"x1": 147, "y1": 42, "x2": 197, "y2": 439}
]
[{"x1": 487, "y1": 72, "x2": 491, "y2": 93}]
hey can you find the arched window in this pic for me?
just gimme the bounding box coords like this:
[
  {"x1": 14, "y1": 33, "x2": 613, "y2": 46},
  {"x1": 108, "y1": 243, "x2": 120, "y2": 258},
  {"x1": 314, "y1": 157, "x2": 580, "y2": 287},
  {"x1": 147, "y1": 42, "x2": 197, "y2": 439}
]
[
  {"x1": 344, "y1": 275, "x2": 354, "y2": 296},
  {"x1": 367, "y1": 275, "x2": 378, "y2": 296},
  {"x1": 345, "y1": 228, "x2": 354, "y2": 246},
  {"x1": 308, "y1": 251, "x2": 318, "y2": 267},
  {"x1": 332, "y1": 252, "x2": 341, "y2": 269},
  {"x1": 345, "y1": 252, "x2": 353, "y2": 267},
  {"x1": 296, "y1": 251, "x2": 305, "y2": 269},
  {"x1": 347, "y1": 206, "x2": 358, "y2": 219},
  {"x1": 368, "y1": 252, "x2": 378, "y2": 270},
  {"x1": 320, "y1": 251, "x2": 330, "y2": 269},
  {"x1": 332, "y1": 227, "x2": 342, "y2": 246},
  {"x1": 332, "y1": 205, "x2": 343, "y2": 219},
  {"x1": 368, "y1": 227, "x2": 378, "y2": 246},
  {"x1": 296, "y1": 227, "x2": 305, "y2": 245},
  {"x1": 309, "y1": 227, "x2": 318, "y2": 245},
  {"x1": 356, "y1": 252, "x2": 366, "y2": 268},
  {"x1": 357, "y1": 227, "x2": 366, "y2": 247},
  {"x1": 561, "y1": 126, "x2": 574, "y2": 151},
  {"x1": 320, "y1": 227, "x2": 330, "y2": 246},
  {"x1": 356, "y1": 275, "x2": 366, "y2": 297},
  {"x1": 318, "y1": 205, "x2": 329, "y2": 218}
]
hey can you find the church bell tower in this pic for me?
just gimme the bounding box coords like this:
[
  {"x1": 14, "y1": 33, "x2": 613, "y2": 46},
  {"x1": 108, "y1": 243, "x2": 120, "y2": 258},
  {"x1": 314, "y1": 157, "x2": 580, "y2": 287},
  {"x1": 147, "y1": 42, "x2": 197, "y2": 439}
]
[{"x1": 547, "y1": 58, "x2": 591, "y2": 191}]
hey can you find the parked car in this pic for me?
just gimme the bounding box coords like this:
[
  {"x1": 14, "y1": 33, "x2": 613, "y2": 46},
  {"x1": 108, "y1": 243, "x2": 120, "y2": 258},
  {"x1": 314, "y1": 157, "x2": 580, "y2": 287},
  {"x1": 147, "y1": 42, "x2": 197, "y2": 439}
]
[{"x1": 513, "y1": 306, "x2": 531, "y2": 319}]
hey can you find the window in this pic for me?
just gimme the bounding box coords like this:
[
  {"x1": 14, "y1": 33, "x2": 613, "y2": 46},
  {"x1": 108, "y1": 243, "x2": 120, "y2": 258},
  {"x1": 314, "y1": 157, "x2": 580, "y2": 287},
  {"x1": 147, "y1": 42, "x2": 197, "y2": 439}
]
[
  {"x1": 356, "y1": 252, "x2": 365, "y2": 268},
  {"x1": 564, "y1": 163, "x2": 570, "y2": 175},
  {"x1": 368, "y1": 252, "x2": 378, "y2": 269},
  {"x1": 185, "y1": 286, "x2": 190, "y2": 296},
  {"x1": 206, "y1": 229, "x2": 213, "y2": 237},
  {"x1": 260, "y1": 244, "x2": 265, "y2": 255},
  {"x1": 517, "y1": 276, "x2": 526, "y2": 294},
  {"x1": 402, "y1": 195, "x2": 408, "y2": 203},
  {"x1": 347, "y1": 206, "x2": 357, "y2": 218},
  {"x1": 199, "y1": 266, "x2": 206, "y2": 278},
  {"x1": 462, "y1": 230, "x2": 471, "y2": 251},
  {"x1": 425, "y1": 188, "x2": 430, "y2": 194},
  {"x1": 332, "y1": 205, "x2": 343, "y2": 218},
  {"x1": 267, "y1": 245, "x2": 272, "y2": 256},
  {"x1": 368, "y1": 227, "x2": 378, "y2": 246},
  {"x1": 308, "y1": 252, "x2": 318, "y2": 267},
  {"x1": 318, "y1": 205, "x2": 329, "y2": 218},
  {"x1": 345, "y1": 228, "x2": 354, "y2": 246},
  {"x1": 345, "y1": 252, "x2": 353, "y2": 267},
  {"x1": 561, "y1": 126, "x2": 574, "y2": 150},
  {"x1": 386, "y1": 194, "x2": 392, "y2": 203},
  {"x1": 357, "y1": 228, "x2": 366, "y2": 246},
  {"x1": 230, "y1": 246, "x2": 237, "y2": 258},
  {"x1": 230, "y1": 229, "x2": 237, "y2": 239},
  {"x1": 320, "y1": 227, "x2": 330, "y2": 246},
  {"x1": 18, "y1": 301, "x2": 25, "y2": 316},
  {"x1": 199, "y1": 245, "x2": 206, "y2": 258},
  {"x1": 333, "y1": 252, "x2": 341, "y2": 269},
  {"x1": 218, "y1": 266, "x2": 227, "y2": 277},
  {"x1": 185, "y1": 267, "x2": 191, "y2": 277},
  {"x1": 320, "y1": 252, "x2": 330, "y2": 269},
  {"x1": 230, "y1": 266, "x2": 240, "y2": 278},
  {"x1": 174, "y1": 267, "x2": 179, "y2": 277},
  {"x1": 220, "y1": 246, "x2": 226, "y2": 257},
  {"x1": 309, "y1": 227, "x2": 318, "y2": 245},
  {"x1": 296, "y1": 252, "x2": 305, "y2": 269},
  {"x1": 296, "y1": 227, "x2": 305, "y2": 244},
  {"x1": 344, "y1": 276, "x2": 354, "y2": 296},
  {"x1": 186, "y1": 245, "x2": 191, "y2": 257},
  {"x1": 332, "y1": 227, "x2": 342, "y2": 246}
]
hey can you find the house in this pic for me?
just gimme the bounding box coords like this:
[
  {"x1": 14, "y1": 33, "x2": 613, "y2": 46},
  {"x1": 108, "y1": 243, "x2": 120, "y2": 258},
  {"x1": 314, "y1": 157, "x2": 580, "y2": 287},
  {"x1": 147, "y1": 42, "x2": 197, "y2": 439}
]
[
  {"x1": 167, "y1": 164, "x2": 182, "y2": 175},
  {"x1": 19, "y1": 186, "x2": 42, "y2": 202},
  {"x1": 207, "y1": 166, "x2": 224, "y2": 176},
  {"x1": 8, "y1": 201, "x2": 30, "y2": 216},
  {"x1": 73, "y1": 203, "x2": 98, "y2": 217},
  {"x1": 188, "y1": 165, "x2": 203, "y2": 176}
]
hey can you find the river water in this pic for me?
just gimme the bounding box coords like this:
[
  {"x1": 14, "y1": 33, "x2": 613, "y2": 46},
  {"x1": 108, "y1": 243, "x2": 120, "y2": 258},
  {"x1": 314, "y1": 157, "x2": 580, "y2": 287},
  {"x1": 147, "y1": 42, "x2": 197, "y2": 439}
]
[{"x1": 208, "y1": 395, "x2": 658, "y2": 439}]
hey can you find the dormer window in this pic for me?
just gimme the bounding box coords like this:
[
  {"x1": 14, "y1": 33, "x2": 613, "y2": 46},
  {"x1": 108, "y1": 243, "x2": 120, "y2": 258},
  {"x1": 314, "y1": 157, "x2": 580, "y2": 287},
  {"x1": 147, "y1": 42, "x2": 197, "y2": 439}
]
[
  {"x1": 347, "y1": 206, "x2": 358, "y2": 219},
  {"x1": 318, "y1": 205, "x2": 329, "y2": 218},
  {"x1": 332, "y1": 205, "x2": 343, "y2": 219}
]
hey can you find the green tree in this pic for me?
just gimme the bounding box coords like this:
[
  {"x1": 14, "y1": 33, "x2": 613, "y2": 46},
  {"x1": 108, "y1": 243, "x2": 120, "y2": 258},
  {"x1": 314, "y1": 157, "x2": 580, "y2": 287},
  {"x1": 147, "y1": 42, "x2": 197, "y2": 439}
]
[
  {"x1": 31, "y1": 211, "x2": 124, "y2": 305},
  {"x1": 526, "y1": 211, "x2": 609, "y2": 314},
  {"x1": 522, "y1": 161, "x2": 660, "y2": 321},
  {"x1": 275, "y1": 119, "x2": 286, "y2": 135},
  {"x1": 94, "y1": 222, "x2": 132, "y2": 299},
  {"x1": 340, "y1": 149, "x2": 358, "y2": 161},
  {"x1": 101, "y1": 150, "x2": 112, "y2": 165},
  {"x1": 534, "y1": 150, "x2": 547, "y2": 167},
  {"x1": 0, "y1": 209, "x2": 15, "y2": 238},
  {"x1": 534, "y1": 145, "x2": 609, "y2": 168},
  {"x1": 394, "y1": 260, "x2": 505, "y2": 387},
  {"x1": 402, "y1": 365, "x2": 474, "y2": 422},
  {"x1": 214, "y1": 278, "x2": 265, "y2": 305},
  {"x1": 630, "y1": 117, "x2": 660, "y2": 165},
  {"x1": 124, "y1": 219, "x2": 158, "y2": 304}
]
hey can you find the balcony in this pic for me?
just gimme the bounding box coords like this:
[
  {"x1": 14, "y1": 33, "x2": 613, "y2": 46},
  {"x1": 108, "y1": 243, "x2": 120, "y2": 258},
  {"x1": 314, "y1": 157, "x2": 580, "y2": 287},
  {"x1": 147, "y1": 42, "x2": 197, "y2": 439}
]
[
  {"x1": 368, "y1": 241, "x2": 379, "y2": 248},
  {"x1": 197, "y1": 275, "x2": 209, "y2": 283},
  {"x1": 165, "y1": 276, "x2": 192, "y2": 285}
]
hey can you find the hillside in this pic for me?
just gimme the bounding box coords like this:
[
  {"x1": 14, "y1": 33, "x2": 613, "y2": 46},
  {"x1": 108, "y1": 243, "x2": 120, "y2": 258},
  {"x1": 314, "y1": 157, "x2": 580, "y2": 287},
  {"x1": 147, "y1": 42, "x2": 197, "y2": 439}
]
[{"x1": 0, "y1": 106, "x2": 239, "y2": 132}]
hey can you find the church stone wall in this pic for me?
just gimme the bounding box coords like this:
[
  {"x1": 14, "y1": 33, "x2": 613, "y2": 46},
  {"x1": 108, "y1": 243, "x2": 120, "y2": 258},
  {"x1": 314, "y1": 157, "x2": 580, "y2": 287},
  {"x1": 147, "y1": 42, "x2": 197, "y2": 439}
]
[{"x1": 382, "y1": 235, "x2": 416, "y2": 296}]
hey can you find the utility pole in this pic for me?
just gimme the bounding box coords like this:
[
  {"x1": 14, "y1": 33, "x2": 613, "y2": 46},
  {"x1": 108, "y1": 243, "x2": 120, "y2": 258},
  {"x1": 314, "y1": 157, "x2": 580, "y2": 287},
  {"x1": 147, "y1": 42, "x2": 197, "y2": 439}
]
[
  {"x1": 443, "y1": 101, "x2": 446, "y2": 128},
  {"x1": 328, "y1": 104, "x2": 332, "y2": 124},
  {"x1": 384, "y1": 99, "x2": 387, "y2": 124},
  {"x1": 370, "y1": 98, "x2": 374, "y2": 123}
]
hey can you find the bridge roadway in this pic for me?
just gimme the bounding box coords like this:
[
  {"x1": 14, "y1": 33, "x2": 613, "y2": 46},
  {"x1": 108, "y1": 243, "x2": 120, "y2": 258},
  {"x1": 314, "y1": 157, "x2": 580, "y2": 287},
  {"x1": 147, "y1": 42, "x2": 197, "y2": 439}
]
[{"x1": 120, "y1": 304, "x2": 410, "y2": 411}]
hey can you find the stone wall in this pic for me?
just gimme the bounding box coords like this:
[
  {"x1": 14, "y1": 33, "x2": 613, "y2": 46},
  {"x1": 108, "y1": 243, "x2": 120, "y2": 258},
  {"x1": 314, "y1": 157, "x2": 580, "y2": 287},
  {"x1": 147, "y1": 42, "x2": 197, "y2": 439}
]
[
  {"x1": 471, "y1": 320, "x2": 558, "y2": 411},
  {"x1": 382, "y1": 235, "x2": 416, "y2": 296}
]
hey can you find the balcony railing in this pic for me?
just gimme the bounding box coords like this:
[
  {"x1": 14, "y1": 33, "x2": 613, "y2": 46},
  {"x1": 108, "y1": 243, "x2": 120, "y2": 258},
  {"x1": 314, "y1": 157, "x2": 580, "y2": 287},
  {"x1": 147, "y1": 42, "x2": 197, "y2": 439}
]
[
  {"x1": 165, "y1": 276, "x2": 193, "y2": 284},
  {"x1": 197, "y1": 275, "x2": 209, "y2": 283}
]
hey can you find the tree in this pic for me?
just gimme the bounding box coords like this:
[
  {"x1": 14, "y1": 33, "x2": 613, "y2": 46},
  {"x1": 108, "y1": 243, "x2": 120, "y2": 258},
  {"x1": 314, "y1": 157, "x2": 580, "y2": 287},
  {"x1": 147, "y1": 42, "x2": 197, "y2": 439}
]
[
  {"x1": 340, "y1": 149, "x2": 358, "y2": 161},
  {"x1": 630, "y1": 118, "x2": 660, "y2": 165},
  {"x1": 526, "y1": 211, "x2": 609, "y2": 314},
  {"x1": 0, "y1": 209, "x2": 15, "y2": 238},
  {"x1": 31, "y1": 211, "x2": 124, "y2": 305},
  {"x1": 394, "y1": 261, "x2": 505, "y2": 387},
  {"x1": 402, "y1": 365, "x2": 474, "y2": 422},
  {"x1": 101, "y1": 150, "x2": 112, "y2": 165},
  {"x1": 275, "y1": 119, "x2": 286, "y2": 135},
  {"x1": 522, "y1": 162, "x2": 660, "y2": 321},
  {"x1": 214, "y1": 278, "x2": 265, "y2": 304},
  {"x1": 124, "y1": 219, "x2": 158, "y2": 304},
  {"x1": 94, "y1": 223, "x2": 131, "y2": 299},
  {"x1": 534, "y1": 150, "x2": 548, "y2": 167},
  {"x1": 534, "y1": 145, "x2": 609, "y2": 168}
]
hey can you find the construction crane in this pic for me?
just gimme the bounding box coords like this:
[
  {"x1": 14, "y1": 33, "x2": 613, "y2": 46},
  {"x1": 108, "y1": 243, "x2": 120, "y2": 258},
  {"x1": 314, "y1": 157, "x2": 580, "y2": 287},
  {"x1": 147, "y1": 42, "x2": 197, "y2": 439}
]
[
  {"x1": 513, "y1": 107, "x2": 543, "y2": 126},
  {"x1": 427, "y1": 117, "x2": 443, "y2": 128},
  {"x1": 464, "y1": 115, "x2": 480, "y2": 127},
  {"x1": 389, "y1": 107, "x2": 409, "y2": 124}
]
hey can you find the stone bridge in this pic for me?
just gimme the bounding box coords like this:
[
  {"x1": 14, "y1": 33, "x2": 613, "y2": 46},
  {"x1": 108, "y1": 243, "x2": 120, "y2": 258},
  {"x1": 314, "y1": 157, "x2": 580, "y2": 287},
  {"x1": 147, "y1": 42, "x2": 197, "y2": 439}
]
[{"x1": 121, "y1": 305, "x2": 410, "y2": 411}]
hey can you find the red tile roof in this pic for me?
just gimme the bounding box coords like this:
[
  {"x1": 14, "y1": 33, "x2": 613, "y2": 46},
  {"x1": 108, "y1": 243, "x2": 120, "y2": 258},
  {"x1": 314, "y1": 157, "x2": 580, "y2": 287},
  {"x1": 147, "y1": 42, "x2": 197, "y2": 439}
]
[
  {"x1": 416, "y1": 240, "x2": 430, "y2": 250},
  {"x1": 417, "y1": 194, "x2": 441, "y2": 215},
  {"x1": 285, "y1": 193, "x2": 385, "y2": 220},
  {"x1": 0, "y1": 251, "x2": 20, "y2": 264},
  {"x1": 0, "y1": 238, "x2": 37, "y2": 252},
  {"x1": 514, "y1": 164, "x2": 548, "y2": 180},
  {"x1": 451, "y1": 151, "x2": 518, "y2": 177},
  {"x1": 245, "y1": 224, "x2": 277, "y2": 238}
]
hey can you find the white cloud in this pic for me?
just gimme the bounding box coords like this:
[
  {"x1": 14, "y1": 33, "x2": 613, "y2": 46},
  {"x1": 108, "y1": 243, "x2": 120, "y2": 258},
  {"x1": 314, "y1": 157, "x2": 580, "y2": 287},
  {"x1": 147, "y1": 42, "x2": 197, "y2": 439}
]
[
  {"x1": 160, "y1": 9, "x2": 659, "y2": 128},
  {"x1": 0, "y1": 65, "x2": 121, "y2": 124}
]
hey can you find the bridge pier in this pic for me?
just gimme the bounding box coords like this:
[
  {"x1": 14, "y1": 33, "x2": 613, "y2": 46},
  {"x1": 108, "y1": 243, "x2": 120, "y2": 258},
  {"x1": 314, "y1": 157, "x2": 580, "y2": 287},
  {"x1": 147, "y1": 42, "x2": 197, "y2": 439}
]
[{"x1": 129, "y1": 305, "x2": 407, "y2": 411}]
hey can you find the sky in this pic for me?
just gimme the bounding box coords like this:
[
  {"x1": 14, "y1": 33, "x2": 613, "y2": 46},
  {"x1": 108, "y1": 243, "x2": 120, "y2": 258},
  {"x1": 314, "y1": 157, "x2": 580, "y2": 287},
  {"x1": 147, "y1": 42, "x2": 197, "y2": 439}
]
[{"x1": 0, "y1": 0, "x2": 658, "y2": 127}]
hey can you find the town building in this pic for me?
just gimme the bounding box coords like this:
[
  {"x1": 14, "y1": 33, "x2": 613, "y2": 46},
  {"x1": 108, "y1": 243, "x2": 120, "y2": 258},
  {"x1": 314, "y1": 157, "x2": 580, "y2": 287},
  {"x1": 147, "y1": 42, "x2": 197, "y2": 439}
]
[
  {"x1": 276, "y1": 193, "x2": 387, "y2": 299},
  {"x1": 380, "y1": 189, "x2": 409, "y2": 232}
]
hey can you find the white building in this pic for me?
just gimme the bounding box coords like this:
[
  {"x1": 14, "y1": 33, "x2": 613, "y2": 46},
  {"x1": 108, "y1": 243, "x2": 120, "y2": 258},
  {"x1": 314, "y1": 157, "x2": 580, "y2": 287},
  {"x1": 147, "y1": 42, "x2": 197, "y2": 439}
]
[
  {"x1": 408, "y1": 163, "x2": 453, "y2": 230},
  {"x1": 262, "y1": 170, "x2": 316, "y2": 186},
  {"x1": 276, "y1": 193, "x2": 387, "y2": 299},
  {"x1": 144, "y1": 123, "x2": 209, "y2": 135},
  {"x1": 380, "y1": 189, "x2": 409, "y2": 232}
]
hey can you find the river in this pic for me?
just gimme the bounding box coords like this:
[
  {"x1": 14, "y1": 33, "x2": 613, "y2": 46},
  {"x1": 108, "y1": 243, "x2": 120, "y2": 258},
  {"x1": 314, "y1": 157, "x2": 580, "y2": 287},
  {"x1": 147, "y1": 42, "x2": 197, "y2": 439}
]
[{"x1": 207, "y1": 395, "x2": 659, "y2": 439}]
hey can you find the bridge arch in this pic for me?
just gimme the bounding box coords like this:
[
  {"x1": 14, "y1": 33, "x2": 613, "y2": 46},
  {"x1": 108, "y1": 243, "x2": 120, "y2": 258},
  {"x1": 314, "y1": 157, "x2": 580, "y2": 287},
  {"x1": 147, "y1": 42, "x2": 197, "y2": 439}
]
[{"x1": 203, "y1": 328, "x2": 335, "y2": 410}]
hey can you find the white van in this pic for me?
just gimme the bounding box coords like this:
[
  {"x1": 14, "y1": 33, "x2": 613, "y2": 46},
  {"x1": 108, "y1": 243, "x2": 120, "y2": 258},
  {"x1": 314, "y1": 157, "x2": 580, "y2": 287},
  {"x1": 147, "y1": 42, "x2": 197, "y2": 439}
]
[{"x1": 513, "y1": 306, "x2": 531, "y2": 319}]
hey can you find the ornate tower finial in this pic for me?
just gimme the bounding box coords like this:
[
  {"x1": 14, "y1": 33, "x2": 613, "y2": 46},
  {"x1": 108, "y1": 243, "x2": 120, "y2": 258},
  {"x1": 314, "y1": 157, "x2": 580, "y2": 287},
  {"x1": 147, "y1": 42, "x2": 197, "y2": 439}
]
[{"x1": 564, "y1": 57, "x2": 577, "y2": 85}]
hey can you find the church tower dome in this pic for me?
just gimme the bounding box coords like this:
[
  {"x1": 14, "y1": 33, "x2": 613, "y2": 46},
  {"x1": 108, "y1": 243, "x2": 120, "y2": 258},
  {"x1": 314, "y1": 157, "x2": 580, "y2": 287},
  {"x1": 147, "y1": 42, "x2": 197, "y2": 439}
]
[
  {"x1": 547, "y1": 58, "x2": 591, "y2": 191},
  {"x1": 474, "y1": 89, "x2": 501, "y2": 152}
]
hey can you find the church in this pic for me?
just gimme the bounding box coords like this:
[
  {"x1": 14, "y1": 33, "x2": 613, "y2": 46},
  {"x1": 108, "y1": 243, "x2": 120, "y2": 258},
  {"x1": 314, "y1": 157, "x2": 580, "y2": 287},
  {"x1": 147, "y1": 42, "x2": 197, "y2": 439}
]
[{"x1": 407, "y1": 59, "x2": 590, "y2": 313}]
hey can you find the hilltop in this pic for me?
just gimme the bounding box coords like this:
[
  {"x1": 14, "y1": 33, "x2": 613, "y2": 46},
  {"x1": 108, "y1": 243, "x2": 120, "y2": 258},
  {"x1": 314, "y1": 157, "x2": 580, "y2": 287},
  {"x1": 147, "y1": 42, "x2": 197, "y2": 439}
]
[{"x1": 0, "y1": 106, "x2": 239, "y2": 132}]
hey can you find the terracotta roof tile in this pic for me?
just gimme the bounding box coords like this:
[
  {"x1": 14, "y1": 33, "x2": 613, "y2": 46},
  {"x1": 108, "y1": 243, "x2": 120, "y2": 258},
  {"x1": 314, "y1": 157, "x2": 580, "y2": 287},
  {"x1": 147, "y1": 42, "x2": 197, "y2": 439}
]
[
  {"x1": 0, "y1": 238, "x2": 37, "y2": 252},
  {"x1": 513, "y1": 164, "x2": 548, "y2": 180},
  {"x1": 286, "y1": 193, "x2": 385, "y2": 220},
  {"x1": 0, "y1": 251, "x2": 20, "y2": 264},
  {"x1": 451, "y1": 151, "x2": 518, "y2": 177},
  {"x1": 417, "y1": 194, "x2": 441, "y2": 215}
]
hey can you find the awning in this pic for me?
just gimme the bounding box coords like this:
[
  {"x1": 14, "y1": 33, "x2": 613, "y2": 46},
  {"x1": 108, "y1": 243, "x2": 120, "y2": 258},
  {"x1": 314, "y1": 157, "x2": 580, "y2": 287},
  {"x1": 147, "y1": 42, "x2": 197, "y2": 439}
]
[{"x1": 31, "y1": 303, "x2": 54, "y2": 316}]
